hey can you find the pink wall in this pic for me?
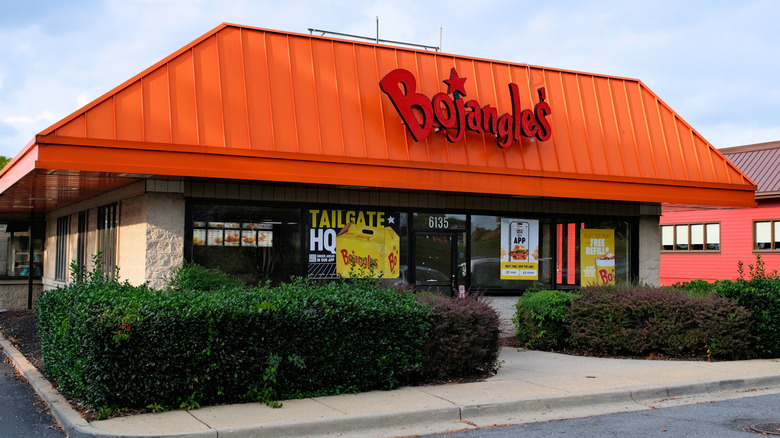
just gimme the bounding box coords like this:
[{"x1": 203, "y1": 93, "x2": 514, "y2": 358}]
[{"x1": 660, "y1": 199, "x2": 780, "y2": 285}]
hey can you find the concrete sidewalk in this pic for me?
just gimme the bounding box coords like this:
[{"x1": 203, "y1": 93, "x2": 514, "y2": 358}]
[{"x1": 3, "y1": 333, "x2": 780, "y2": 438}]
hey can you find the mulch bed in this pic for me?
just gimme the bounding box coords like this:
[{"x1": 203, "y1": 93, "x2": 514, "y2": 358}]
[{"x1": 0, "y1": 310, "x2": 43, "y2": 370}]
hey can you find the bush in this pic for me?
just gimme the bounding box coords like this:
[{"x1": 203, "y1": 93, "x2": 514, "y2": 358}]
[
  {"x1": 37, "y1": 264, "x2": 431, "y2": 411},
  {"x1": 513, "y1": 289, "x2": 576, "y2": 350},
  {"x1": 670, "y1": 279, "x2": 718, "y2": 299},
  {"x1": 568, "y1": 284, "x2": 753, "y2": 359},
  {"x1": 167, "y1": 262, "x2": 245, "y2": 292},
  {"x1": 412, "y1": 293, "x2": 500, "y2": 382},
  {"x1": 261, "y1": 277, "x2": 431, "y2": 397},
  {"x1": 715, "y1": 278, "x2": 780, "y2": 358}
]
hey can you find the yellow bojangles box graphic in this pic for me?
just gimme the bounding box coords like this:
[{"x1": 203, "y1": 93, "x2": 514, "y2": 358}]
[{"x1": 336, "y1": 223, "x2": 400, "y2": 278}]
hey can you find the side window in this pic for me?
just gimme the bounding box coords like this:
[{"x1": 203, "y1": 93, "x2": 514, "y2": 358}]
[
  {"x1": 55, "y1": 216, "x2": 69, "y2": 281},
  {"x1": 97, "y1": 203, "x2": 118, "y2": 277},
  {"x1": 754, "y1": 220, "x2": 780, "y2": 251},
  {"x1": 661, "y1": 223, "x2": 720, "y2": 252}
]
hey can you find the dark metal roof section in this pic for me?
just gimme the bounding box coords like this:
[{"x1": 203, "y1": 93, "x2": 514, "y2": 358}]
[{"x1": 721, "y1": 140, "x2": 780, "y2": 198}]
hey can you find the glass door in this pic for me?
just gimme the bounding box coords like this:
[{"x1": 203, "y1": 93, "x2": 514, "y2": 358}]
[{"x1": 413, "y1": 231, "x2": 466, "y2": 296}]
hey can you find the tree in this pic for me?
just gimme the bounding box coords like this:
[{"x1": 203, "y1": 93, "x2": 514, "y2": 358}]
[{"x1": 0, "y1": 156, "x2": 10, "y2": 170}]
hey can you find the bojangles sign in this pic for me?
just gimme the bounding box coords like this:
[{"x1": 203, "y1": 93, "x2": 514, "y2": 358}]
[{"x1": 379, "y1": 67, "x2": 552, "y2": 148}]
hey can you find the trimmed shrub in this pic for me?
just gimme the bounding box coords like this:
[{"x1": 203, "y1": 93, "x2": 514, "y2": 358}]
[
  {"x1": 715, "y1": 278, "x2": 780, "y2": 358},
  {"x1": 412, "y1": 293, "x2": 500, "y2": 381},
  {"x1": 513, "y1": 289, "x2": 576, "y2": 350},
  {"x1": 260, "y1": 277, "x2": 431, "y2": 397},
  {"x1": 37, "y1": 270, "x2": 431, "y2": 411},
  {"x1": 568, "y1": 284, "x2": 753, "y2": 359}
]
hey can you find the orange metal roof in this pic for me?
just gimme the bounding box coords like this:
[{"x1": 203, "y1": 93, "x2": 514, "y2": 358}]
[{"x1": 0, "y1": 23, "x2": 756, "y2": 214}]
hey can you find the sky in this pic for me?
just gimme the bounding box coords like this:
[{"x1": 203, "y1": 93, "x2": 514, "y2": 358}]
[{"x1": 1, "y1": 0, "x2": 779, "y2": 159}]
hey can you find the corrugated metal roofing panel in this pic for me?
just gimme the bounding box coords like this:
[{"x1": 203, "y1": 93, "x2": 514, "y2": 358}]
[
  {"x1": 723, "y1": 141, "x2": 780, "y2": 194},
  {"x1": 12, "y1": 23, "x2": 753, "y2": 208}
]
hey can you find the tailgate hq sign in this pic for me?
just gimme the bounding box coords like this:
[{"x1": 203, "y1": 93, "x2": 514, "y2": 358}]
[{"x1": 379, "y1": 67, "x2": 552, "y2": 148}]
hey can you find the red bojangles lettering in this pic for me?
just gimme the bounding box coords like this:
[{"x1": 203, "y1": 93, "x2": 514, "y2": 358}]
[
  {"x1": 388, "y1": 251, "x2": 398, "y2": 273},
  {"x1": 379, "y1": 67, "x2": 552, "y2": 148},
  {"x1": 341, "y1": 249, "x2": 380, "y2": 270}
]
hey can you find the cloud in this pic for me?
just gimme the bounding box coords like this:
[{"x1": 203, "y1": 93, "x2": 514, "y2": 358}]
[
  {"x1": 0, "y1": 120, "x2": 17, "y2": 138},
  {"x1": 3, "y1": 110, "x2": 60, "y2": 126},
  {"x1": 76, "y1": 93, "x2": 92, "y2": 108},
  {"x1": 704, "y1": 122, "x2": 780, "y2": 149}
]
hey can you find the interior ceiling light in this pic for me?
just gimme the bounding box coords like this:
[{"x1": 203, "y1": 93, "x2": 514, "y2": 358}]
[
  {"x1": 28, "y1": 197, "x2": 53, "y2": 201},
  {"x1": 12, "y1": 205, "x2": 35, "y2": 208},
  {"x1": 48, "y1": 186, "x2": 79, "y2": 191}
]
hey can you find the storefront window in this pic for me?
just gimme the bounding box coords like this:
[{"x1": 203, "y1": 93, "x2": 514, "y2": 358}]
[
  {"x1": 187, "y1": 202, "x2": 634, "y2": 291},
  {"x1": 306, "y1": 209, "x2": 407, "y2": 282},
  {"x1": 582, "y1": 220, "x2": 631, "y2": 285},
  {"x1": 556, "y1": 222, "x2": 580, "y2": 286},
  {"x1": 0, "y1": 221, "x2": 44, "y2": 278},
  {"x1": 470, "y1": 215, "x2": 552, "y2": 291},
  {"x1": 190, "y1": 204, "x2": 301, "y2": 285},
  {"x1": 556, "y1": 220, "x2": 631, "y2": 287}
]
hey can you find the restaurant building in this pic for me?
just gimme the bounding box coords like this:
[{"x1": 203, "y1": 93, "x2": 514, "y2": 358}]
[
  {"x1": 0, "y1": 23, "x2": 756, "y2": 309},
  {"x1": 661, "y1": 141, "x2": 778, "y2": 285}
]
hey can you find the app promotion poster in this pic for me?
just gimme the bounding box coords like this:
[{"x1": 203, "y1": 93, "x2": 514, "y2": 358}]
[
  {"x1": 500, "y1": 218, "x2": 539, "y2": 280},
  {"x1": 307, "y1": 209, "x2": 400, "y2": 279},
  {"x1": 580, "y1": 229, "x2": 616, "y2": 285}
]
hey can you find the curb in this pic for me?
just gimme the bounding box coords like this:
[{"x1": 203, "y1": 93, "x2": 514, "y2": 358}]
[
  {"x1": 0, "y1": 333, "x2": 90, "y2": 438},
  {"x1": 217, "y1": 406, "x2": 462, "y2": 438},
  {"x1": 457, "y1": 375, "x2": 780, "y2": 421}
]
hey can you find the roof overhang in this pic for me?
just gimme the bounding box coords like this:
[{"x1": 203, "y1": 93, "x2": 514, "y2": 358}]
[{"x1": 0, "y1": 132, "x2": 757, "y2": 220}]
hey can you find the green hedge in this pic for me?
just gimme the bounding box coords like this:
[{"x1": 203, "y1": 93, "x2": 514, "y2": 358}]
[
  {"x1": 37, "y1": 274, "x2": 431, "y2": 410},
  {"x1": 513, "y1": 289, "x2": 576, "y2": 350},
  {"x1": 712, "y1": 279, "x2": 780, "y2": 358},
  {"x1": 674, "y1": 255, "x2": 780, "y2": 359},
  {"x1": 568, "y1": 285, "x2": 753, "y2": 359},
  {"x1": 262, "y1": 278, "x2": 431, "y2": 397}
]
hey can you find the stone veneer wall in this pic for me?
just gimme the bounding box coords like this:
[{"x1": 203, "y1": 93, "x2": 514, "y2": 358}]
[
  {"x1": 0, "y1": 280, "x2": 43, "y2": 310},
  {"x1": 143, "y1": 192, "x2": 185, "y2": 289},
  {"x1": 638, "y1": 204, "x2": 662, "y2": 286},
  {"x1": 116, "y1": 192, "x2": 185, "y2": 289}
]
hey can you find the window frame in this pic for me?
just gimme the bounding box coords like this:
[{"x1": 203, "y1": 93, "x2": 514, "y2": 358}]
[
  {"x1": 660, "y1": 222, "x2": 721, "y2": 253},
  {"x1": 753, "y1": 219, "x2": 780, "y2": 252}
]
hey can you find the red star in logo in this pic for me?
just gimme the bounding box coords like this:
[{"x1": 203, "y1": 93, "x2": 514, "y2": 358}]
[{"x1": 443, "y1": 68, "x2": 467, "y2": 99}]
